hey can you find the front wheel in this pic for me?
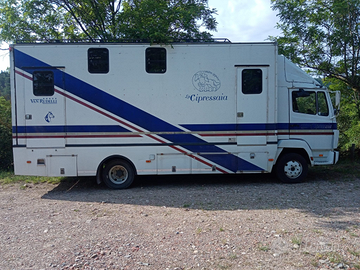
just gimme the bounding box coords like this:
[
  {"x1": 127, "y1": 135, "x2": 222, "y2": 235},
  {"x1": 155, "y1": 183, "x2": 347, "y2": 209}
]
[
  {"x1": 275, "y1": 153, "x2": 308, "y2": 183},
  {"x1": 101, "y1": 159, "x2": 135, "y2": 189}
]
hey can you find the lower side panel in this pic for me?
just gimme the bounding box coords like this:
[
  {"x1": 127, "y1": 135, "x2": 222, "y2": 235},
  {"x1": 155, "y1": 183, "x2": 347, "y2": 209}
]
[{"x1": 13, "y1": 144, "x2": 274, "y2": 177}]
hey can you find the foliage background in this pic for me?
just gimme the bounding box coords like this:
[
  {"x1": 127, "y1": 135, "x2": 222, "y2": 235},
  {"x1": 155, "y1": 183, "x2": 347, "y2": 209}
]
[
  {"x1": 0, "y1": 94, "x2": 12, "y2": 170},
  {"x1": 271, "y1": 0, "x2": 360, "y2": 153},
  {"x1": 0, "y1": 0, "x2": 217, "y2": 43}
]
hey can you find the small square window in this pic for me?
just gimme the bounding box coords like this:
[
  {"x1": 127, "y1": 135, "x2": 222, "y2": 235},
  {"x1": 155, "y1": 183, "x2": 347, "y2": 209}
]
[
  {"x1": 88, "y1": 48, "x2": 109, "y2": 74},
  {"x1": 146, "y1": 48, "x2": 166, "y2": 73},
  {"x1": 33, "y1": 71, "x2": 54, "y2": 96},
  {"x1": 242, "y1": 69, "x2": 262, "y2": 94}
]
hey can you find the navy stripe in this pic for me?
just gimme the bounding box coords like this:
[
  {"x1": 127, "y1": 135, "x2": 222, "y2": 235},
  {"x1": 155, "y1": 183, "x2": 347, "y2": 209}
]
[
  {"x1": 289, "y1": 123, "x2": 337, "y2": 130},
  {"x1": 12, "y1": 142, "x2": 236, "y2": 148},
  {"x1": 15, "y1": 49, "x2": 262, "y2": 172},
  {"x1": 14, "y1": 122, "x2": 337, "y2": 134},
  {"x1": 65, "y1": 142, "x2": 237, "y2": 147}
]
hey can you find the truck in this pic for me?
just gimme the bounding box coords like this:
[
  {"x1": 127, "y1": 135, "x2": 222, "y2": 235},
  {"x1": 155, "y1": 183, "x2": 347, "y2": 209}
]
[{"x1": 10, "y1": 40, "x2": 340, "y2": 189}]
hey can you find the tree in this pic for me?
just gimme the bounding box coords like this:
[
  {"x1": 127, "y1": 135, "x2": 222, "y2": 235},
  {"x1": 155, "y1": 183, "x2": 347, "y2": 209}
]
[
  {"x1": 271, "y1": 0, "x2": 360, "y2": 92},
  {"x1": 119, "y1": 0, "x2": 217, "y2": 41},
  {"x1": 271, "y1": 0, "x2": 360, "y2": 151},
  {"x1": 51, "y1": 0, "x2": 124, "y2": 41},
  {"x1": 0, "y1": 96, "x2": 12, "y2": 170},
  {"x1": 0, "y1": 0, "x2": 80, "y2": 41},
  {"x1": 325, "y1": 77, "x2": 360, "y2": 151},
  {"x1": 0, "y1": 0, "x2": 217, "y2": 43},
  {"x1": 0, "y1": 70, "x2": 10, "y2": 100}
]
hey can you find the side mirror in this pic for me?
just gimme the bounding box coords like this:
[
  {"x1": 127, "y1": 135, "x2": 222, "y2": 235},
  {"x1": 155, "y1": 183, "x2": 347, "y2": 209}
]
[
  {"x1": 335, "y1": 91, "x2": 341, "y2": 108},
  {"x1": 330, "y1": 91, "x2": 341, "y2": 118}
]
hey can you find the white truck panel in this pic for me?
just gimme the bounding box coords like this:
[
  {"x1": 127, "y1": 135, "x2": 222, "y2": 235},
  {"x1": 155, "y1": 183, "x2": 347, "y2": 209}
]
[{"x1": 9, "y1": 41, "x2": 339, "y2": 187}]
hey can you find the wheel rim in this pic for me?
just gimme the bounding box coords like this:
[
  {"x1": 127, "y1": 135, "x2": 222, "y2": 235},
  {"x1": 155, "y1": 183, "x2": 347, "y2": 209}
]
[
  {"x1": 284, "y1": 160, "x2": 303, "y2": 179},
  {"x1": 108, "y1": 165, "x2": 128, "y2": 185}
]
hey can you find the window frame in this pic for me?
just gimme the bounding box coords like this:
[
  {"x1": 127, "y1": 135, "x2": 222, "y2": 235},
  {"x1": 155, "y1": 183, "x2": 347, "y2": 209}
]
[
  {"x1": 241, "y1": 69, "x2": 263, "y2": 94},
  {"x1": 88, "y1": 48, "x2": 109, "y2": 74},
  {"x1": 292, "y1": 90, "x2": 330, "y2": 117},
  {"x1": 33, "y1": 71, "x2": 54, "y2": 96},
  {"x1": 317, "y1": 91, "x2": 329, "y2": 116},
  {"x1": 145, "y1": 47, "x2": 167, "y2": 74}
]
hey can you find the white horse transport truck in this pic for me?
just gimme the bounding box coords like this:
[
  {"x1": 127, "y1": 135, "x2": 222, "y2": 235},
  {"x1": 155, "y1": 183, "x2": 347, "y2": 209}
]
[{"x1": 10, "y1": 41, "x2": 340, "y2": 189}]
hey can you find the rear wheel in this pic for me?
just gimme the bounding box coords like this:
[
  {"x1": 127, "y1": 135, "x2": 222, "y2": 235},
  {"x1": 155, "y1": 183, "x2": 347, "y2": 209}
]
[
  {"x1": 101, "y1": 159, "x2": 135, "y2": 189},
  {"x1": 275, "y1": 153, "x2": 308, "y2": 183}
]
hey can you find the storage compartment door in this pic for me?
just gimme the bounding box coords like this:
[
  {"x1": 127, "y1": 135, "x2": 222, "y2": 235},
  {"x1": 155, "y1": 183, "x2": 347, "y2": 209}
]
[{"x1": 47, "y1": 155, "x2": 77, "y2": 177}]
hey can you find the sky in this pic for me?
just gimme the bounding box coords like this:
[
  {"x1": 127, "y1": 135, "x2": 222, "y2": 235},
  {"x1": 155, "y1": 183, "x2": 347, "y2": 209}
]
[
  {"x1": 0, "y1": 0, "x2": 281, "y2": 71},
  {"x1": 209, "y1": 0, "x2": 281, "y2": 42}
]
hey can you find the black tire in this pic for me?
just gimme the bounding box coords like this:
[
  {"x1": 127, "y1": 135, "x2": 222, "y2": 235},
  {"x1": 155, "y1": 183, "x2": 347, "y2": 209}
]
[
  {"x1": 101, "y1": 159, "x2": 135, "y2": 189},
  {"x1": 275, "y1": 153, "x2": 308, "y2": 183}
]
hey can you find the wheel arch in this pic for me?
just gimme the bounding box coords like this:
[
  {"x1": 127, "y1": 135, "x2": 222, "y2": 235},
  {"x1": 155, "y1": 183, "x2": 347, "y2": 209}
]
[
  {"x1": 96, "y1": 155, "x2": 137, "y2": 184},
  {"x1": 275, "y1": 139, "x2": 314, "y2": 166}
]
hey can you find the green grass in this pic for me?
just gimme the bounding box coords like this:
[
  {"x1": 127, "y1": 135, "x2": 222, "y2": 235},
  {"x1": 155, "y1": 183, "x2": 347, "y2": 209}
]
[
  {"x1": 308, "y1": 158, "x2": 360, "y2": 180},
  {"x1": 291, "y1": 235, "x2": 303, "y2": 246},
  {"x1": 0, "y1": 170, "x2": 63, "y2": 185},
  {"x1": 258, "y1": 243, "x2": 270, "y2": 252}
]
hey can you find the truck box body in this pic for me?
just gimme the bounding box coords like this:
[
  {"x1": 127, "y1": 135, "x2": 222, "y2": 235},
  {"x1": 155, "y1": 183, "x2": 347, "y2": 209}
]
[{"x1": 10, "y1": 41, "x2": 339, "y2": 188}]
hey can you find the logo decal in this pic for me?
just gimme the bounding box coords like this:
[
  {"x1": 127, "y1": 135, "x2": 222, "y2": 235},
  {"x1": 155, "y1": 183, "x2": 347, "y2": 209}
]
[
  {"x1": 31, "y1": 98, "x2": 57, "y2": 104},
  {"x1": 192, "y1": 71, "x2": 221, "y2": 92},
  {"x1": 45, "y1": 112, "x2": 55, "y2": 123},
  {"x1": 185, "y1": 93, "x2": 228, "y2": 103}
]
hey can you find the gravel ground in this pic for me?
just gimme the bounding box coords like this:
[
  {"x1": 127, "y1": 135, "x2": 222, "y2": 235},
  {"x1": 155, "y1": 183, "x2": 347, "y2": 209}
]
[{"x1": 0, "y1": 171, "x2": 359, "y2": 270}]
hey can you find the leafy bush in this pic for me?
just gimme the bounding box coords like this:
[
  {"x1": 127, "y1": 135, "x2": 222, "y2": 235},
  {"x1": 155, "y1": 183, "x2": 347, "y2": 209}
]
[
  {"x1": 0, "y1": 96, "x2": 12, "y2": 170},
  {"x1": 326, "y1": 79, "x2": 360, "y2": 153},
  {"x1": 0, "y1": 71, "x2": 10, "y2": 100}
]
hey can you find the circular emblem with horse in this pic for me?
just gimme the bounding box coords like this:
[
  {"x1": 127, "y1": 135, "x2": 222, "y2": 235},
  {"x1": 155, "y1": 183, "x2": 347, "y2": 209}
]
[{"x1": 192, "y1": 71, "x2": 221, "y2": 92}]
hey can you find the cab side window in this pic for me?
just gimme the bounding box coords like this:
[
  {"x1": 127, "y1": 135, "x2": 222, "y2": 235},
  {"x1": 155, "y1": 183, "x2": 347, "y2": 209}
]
[
  {"x1": 292, "y1": 91, "x2": 316, "y2": 115},
  {"x1": 292, "y1": 90, "x2": 329, "y2": 116},
  {"x1": 318, "y1": 92, "x2": 329, "y2": 116}
]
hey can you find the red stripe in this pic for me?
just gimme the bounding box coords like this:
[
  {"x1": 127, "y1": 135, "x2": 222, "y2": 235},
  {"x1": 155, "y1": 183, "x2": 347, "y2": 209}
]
[
  {"x1": 278, "y1": 132, "x2": 334, "y2": 136},
  {"x1": 199, "y1": 133, "x2": 238, "y2": 137},
  {"x1": 199, "y1": 133, "x2": 276, "y2": 137},
  {"x1": 15, "y1": 70, "x2": 32, "y2": 81},
  {"x1": 200, "y1": 132, "x2": 334, "y2": 137},
  {"x1": 16, "y1": 134, "x2": 141, "y2": 139}
]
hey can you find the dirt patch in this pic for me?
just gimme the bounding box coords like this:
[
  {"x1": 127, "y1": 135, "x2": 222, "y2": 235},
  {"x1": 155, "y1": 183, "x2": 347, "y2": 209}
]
[{"x1": 0, "y1": 173, "x2": 359, "y2": 269}]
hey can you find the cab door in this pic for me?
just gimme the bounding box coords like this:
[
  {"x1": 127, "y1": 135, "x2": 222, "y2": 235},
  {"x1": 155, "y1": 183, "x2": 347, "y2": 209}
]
[
  {"x1": 289, "y1": 89, "x2": 335, "y2": 156},
  {"x1": 23, "y1": 68, "x2": 66, "y2": 148}
]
